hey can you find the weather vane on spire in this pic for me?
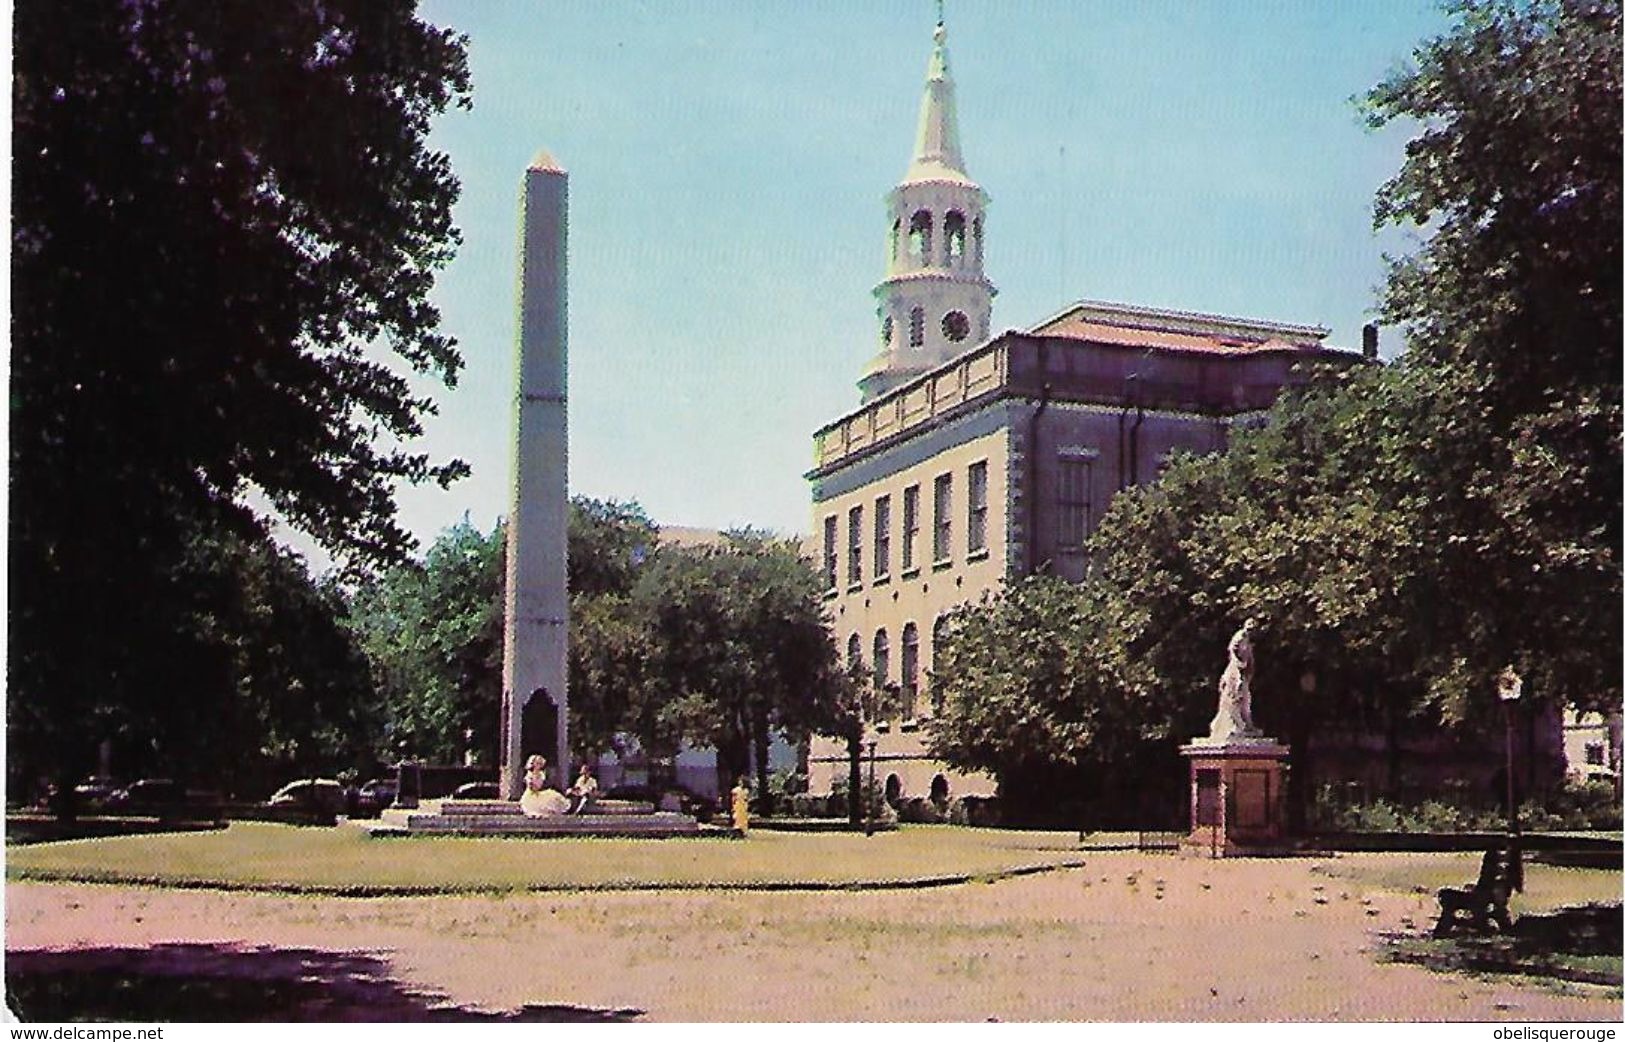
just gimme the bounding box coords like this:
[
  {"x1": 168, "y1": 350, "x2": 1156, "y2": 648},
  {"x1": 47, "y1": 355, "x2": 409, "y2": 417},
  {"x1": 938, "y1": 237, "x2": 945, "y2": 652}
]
[{"x1": 936, "y1": 0, "x2": 945, "y2": 28}]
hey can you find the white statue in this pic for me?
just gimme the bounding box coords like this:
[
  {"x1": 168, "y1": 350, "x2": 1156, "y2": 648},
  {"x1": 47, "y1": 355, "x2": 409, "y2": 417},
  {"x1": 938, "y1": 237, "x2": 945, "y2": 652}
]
[
  {"x1": 1208, "y1": 618, "x2": 1261, "y2": 741},
  {"x1": 518, "y1": 753, "x2": 568, "y2": 817}
]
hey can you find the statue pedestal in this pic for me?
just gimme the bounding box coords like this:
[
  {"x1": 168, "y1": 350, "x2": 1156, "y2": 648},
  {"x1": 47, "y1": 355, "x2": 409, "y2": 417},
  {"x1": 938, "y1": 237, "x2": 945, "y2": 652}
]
[{"x1": 1179, "y1": 737, "x2": 1290, "y2": 858}]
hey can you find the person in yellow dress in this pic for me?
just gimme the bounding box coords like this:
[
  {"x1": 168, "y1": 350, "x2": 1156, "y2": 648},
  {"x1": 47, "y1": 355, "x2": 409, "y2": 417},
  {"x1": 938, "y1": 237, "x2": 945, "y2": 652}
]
[{"x1": 730, "y1": 776, "x2": 750, "y2": 835}]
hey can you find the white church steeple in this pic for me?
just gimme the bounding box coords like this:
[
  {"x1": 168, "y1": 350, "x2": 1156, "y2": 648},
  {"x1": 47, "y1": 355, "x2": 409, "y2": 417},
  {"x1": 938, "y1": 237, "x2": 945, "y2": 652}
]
[{"x1": 860, "y1": 7, "x2": 995, "y2": 403}]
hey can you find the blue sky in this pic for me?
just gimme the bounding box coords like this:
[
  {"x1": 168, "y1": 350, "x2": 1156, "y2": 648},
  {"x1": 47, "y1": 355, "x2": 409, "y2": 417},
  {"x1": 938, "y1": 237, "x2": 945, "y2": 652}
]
[{"x1": 388, "y1": 0, "x2": 1449, "y2": 555}]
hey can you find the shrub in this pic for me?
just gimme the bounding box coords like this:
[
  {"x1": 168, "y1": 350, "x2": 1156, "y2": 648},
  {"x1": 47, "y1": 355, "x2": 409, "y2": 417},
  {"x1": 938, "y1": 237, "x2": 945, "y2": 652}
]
[
  {"x1": 947, "y1": 795, "x2": 1001, "y2": 827},
  {"x1": 1544, "y1": 779, "x2": 1623, "y2": 830},
  {"x1": 784, "y1": 792, "x2": 844, "y2": 819},
  {"x1": 897, "y1": 796, "x2": 944, "y2": 824},
  {"x1": 768, "y1": 768, "x2": 808, "y2": 802},
  {"x1": 1311, "y1": 777, "x2": 1621, "y2": 833}
]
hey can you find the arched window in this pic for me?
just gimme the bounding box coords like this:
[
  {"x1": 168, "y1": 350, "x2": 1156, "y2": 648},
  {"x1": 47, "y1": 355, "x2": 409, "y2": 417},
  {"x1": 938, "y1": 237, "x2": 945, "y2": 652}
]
[
  {"x1": 931, "y1": 616, "x2": 951, "y2": 715},
  {"x1": 890, "y1": 218, "x2": 901, "y2": 264},
  {"x1": 847, "y1": 632, "x2": 862, "y2": 671},
  {"x1": 908, "y1": 210, "x2": 933, "y2": 261},
  {"x1": 881, "y1": 314, "x2": 894, "y2": 345},
  {"x1": 901, "y1": 622, "x2": 920, "y2": 718},
  {"x1": 909, "y1": 306, "x2": 925, "y2": 348},
  {"x1": 973, "y1": 215, "x2": 984, "y2": 265},
  {"x1": 945, "y1": 211, "x2": 966, "y2": 264},
  {"x1": 873, "y1": 628, "x2": 890, "y2": 691}
]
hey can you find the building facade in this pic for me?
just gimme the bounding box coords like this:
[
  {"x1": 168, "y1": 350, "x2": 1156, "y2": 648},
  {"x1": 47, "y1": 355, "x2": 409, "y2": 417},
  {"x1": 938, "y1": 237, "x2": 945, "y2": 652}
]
[{"x1": 805, "y1": 15, "x2": 1358, "y2": 802}]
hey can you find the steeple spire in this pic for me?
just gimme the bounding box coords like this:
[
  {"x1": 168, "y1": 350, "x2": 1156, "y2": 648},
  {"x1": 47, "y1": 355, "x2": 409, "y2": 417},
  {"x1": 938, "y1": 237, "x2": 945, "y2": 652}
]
[
  {"x1": 906, "y1": 5, "x2": 969, "y2": 184},
  {"x1": 860, "y1": 7, "x2": 994, "y2": 403}
]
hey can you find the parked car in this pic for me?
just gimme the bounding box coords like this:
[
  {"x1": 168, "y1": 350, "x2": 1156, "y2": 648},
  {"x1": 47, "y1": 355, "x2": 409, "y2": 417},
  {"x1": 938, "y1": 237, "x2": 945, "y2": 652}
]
[
  {"x1": 351, "y1": 778, "x2": 399, "y2": 817},
  {"x1": 269, "y1": 778, "x2": 348, "y2": 816},
  {"x1": 72, "y1": 775, "x2": 121, "y2": 810},
  {"x1": 451, "y1": 781, "x2": 499, "y2": 800},
  {"x1": 106, "y1": 778, "x2": 185, "y2": 813}
]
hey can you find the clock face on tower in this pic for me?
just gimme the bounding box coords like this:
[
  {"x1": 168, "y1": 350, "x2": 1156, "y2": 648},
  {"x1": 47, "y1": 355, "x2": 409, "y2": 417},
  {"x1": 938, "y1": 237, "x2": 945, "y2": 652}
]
[{"x1": 942, "y1": 310, "x2": 971, "y2": 342}]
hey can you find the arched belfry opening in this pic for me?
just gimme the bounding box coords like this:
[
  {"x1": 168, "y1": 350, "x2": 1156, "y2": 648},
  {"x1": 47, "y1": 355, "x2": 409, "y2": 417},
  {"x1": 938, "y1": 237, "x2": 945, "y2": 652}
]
[
  {"x1": 945, "y1": 211, "x2": 966, "y2": 264},
  {"x1": 909, "y1": 210, "x2": 933, "y2": 262}
]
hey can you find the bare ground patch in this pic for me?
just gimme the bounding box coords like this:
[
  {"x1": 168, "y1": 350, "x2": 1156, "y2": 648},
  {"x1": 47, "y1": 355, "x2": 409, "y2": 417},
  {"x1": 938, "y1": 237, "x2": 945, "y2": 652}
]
[{"x1": 8, "y1": 851, "x2": 1620, "y2": 1021}]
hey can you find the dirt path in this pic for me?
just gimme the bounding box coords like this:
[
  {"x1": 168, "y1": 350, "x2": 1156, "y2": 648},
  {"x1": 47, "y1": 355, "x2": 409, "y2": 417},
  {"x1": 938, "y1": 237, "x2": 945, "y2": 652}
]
[{"x1": 7, "y1": 852, "x2": 1619, "y2": 1022}]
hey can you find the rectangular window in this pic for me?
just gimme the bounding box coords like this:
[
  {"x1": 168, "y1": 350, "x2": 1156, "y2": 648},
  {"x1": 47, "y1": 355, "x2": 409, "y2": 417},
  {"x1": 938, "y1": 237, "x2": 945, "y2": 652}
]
[
  {"x1": 873, "y1": 495, "x2": 892, "y2": 580},
  {"x1": 933, "y1": 473, "x2": 953, "y2": 563},
  {"x1": 901, "y1": 485, "x2": 921, "y2": 571},
  {"x1": 821, "y1": 515, "x2": 838, "y2": 590},
  {"x1": 967, "y1": 461, "x2": 988, "y2": 554},
  {"x1": 1586, "y1": 742, "x2": 1606, "y2": 766},
  {"x1": 1057, "y1": 455, "x2": 1095, "y2": 549},
  {"x1": 847, "y1": 506, "x2": 863, "y2": 586},
  {"x1": 901, "y1": 624, "x2": 919, "y2": 720}
]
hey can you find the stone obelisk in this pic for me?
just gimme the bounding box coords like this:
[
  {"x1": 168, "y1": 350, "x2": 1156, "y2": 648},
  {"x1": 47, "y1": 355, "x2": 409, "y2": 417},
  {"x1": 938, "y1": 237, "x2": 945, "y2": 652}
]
[{"x1": 499, "y1": 153, "x2": 570, "y2": 799}]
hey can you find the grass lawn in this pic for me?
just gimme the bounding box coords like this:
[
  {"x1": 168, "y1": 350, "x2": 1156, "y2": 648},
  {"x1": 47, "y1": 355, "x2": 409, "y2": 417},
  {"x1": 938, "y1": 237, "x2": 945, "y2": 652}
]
[
  {"x1": 1317, "y1": 851, "x2": 1623, "y2": 989},
  {"x1": 1313, "y1": 850, "x2": 1623, "y2": 915},
  {"x1": 5, "y1": 821, "x2": 1087, "y2": 893}
]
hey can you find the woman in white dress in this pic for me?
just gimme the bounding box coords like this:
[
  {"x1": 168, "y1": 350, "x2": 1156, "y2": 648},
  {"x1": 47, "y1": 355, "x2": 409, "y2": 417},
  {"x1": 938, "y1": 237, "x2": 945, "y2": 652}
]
[{"x1": 518, "y1": 754, "x2": 568, "y2": 817}]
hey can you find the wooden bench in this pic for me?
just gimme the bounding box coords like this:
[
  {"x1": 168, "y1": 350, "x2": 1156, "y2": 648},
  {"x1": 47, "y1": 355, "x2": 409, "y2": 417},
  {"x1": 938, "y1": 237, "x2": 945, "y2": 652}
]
[{"x1": 1434, "y1": 843, "x2": 1519, "y2": 937}]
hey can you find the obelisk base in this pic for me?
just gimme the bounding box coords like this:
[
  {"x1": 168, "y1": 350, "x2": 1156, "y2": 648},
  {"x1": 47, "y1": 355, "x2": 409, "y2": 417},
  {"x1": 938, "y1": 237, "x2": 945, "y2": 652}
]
[{"x1": 1179, "y1": 737, "x2": 1290, "y2": 858}]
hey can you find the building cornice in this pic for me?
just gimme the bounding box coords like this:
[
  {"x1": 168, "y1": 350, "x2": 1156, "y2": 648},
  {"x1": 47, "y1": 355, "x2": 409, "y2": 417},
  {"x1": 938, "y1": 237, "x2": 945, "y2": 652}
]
[
  {"x1": 1030, "y1": 298, "x2": 1330, "y2": 344},
  {"x1": 872, "y1": 270, "x2": 998, "y2": 297},
  {"x1": 810, "y1": 331, "x2": 1358, "y2": 479}
]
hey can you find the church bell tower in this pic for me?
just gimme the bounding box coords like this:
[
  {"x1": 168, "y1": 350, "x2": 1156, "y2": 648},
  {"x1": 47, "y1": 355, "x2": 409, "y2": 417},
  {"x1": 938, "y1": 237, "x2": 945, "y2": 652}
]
[{"x1": 860, "y1": 10, "x2": 995, "y2": 403}]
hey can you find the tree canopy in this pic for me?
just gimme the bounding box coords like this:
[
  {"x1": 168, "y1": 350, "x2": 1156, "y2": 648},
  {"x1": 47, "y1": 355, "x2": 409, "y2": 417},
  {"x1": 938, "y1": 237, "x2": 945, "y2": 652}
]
[
  {"x1": 10, "y1": 2, "x2": 473, "y2": 796},
  {"x1": 927, "y1": 0, "x2": 1620, "y2": 816},
  {"x1": 631, "y1": 533, "x2": 843, "y2": 799},
  {"x1": 347, "y1": 517, "x2": 503, "y2": 765}
]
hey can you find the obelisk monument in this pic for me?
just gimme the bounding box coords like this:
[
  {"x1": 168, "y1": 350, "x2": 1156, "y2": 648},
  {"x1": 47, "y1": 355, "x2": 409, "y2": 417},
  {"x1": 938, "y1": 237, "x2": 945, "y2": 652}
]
[{"x1": 499, "y1": 153, "x2": 570, "y2": 799}]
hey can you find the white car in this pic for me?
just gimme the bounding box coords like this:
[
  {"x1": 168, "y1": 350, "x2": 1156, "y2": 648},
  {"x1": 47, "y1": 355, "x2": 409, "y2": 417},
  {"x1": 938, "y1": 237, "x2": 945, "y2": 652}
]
[{"x1": 268, "y1": 778, "x2": 347, "y2": 815}]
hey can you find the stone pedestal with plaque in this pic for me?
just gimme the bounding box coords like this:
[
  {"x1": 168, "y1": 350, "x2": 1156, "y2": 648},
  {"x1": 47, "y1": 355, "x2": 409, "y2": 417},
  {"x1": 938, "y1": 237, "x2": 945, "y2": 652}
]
[{"x1": 1179, "y1": 737, "x2": 1290, "y2": 857}]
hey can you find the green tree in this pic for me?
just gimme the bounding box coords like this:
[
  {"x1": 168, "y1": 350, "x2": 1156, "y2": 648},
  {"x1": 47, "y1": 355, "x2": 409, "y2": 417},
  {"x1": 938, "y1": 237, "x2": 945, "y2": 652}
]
[
  {"x1": 348, "y1": 517, "x2": 504, "y2": 765},
  {"x1": 1096, "y1": 0, "x2": 1621, "y2": 812},
  {"x1": 569, "y1": 498, "x2": 659, "y2": 599},
  {"x1": 633, "y1": 534, "x2": 843, "y2": 802},
  {"x1": 1366, "y1": 0, "x2": 1620, "y2": 407},
  {"x1": 348, "y1": 499, "x2": 662, "y2": 767},
  {"x1": 927, "y1": 576, "x2": 1181, "y2": 823},
  {"x1": 1084, "y1": 365, "x2": 1472, "y2": 823},
  {"x1": 930, "y1": 0, "x2": 1620, "y2": 822},
  {"x1": 10, "y1": 524, "x2": 380, "y2": 805},
  {"x1": 821, "y1": 659, "x2": 907, "y2": 824},
  {"x1": 564, "y1": 498, "x2": 658, "y2": 757},
  {"x1": 1360, "y1": 0, "x2": 1620, "y2": 715},
  {"x1": 10, "y1": 2, "x2": 472, "y2": 800}
]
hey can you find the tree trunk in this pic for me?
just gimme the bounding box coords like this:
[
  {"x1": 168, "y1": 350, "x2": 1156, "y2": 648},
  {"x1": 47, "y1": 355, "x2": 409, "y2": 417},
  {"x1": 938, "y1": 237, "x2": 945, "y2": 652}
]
[
  {"x1": 752, "y1": 706, "x2": 772, "y2": 816},
  {"x1": 718, "y1": 718, "x2": 747, "y2": 809}
]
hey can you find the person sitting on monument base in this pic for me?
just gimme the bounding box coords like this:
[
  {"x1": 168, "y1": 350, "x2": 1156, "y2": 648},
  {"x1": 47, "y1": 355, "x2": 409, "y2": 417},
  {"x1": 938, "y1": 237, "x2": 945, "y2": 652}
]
[
  {"x1": 519, "y1": 753, "x2": 568, "y2": 817},
  {"x1": 566, "y1": 764, "x2": 598, "y2": 814}
]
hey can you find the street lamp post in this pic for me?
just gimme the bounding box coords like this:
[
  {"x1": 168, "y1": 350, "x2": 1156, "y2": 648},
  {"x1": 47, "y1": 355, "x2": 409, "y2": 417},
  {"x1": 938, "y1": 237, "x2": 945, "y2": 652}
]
[
  {"x1": 865, "y1": 735, "x2": 878, "y2": 838},
  {"x1": 1497, "y1": 667, "x2": 1523, "y2": 834},
  {"x1": 1497, "y1": 666, "x2": 1524, "y2": 891}
]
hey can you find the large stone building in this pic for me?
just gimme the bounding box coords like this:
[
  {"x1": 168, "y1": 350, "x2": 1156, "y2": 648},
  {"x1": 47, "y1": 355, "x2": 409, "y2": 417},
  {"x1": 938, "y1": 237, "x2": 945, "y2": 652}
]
[{"x1": 805, "y1": 15, "x2": 1361, "y2": 802}]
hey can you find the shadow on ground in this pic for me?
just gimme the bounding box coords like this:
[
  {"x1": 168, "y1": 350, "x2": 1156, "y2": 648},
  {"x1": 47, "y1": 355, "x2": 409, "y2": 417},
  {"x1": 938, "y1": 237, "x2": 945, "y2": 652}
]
[
  {"x1": 6, "y1": 943, "x2": 644, "y2": 1022},
  {"x1": 1383, "y1": 903, "x2": 1623, "y2": 987}
]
